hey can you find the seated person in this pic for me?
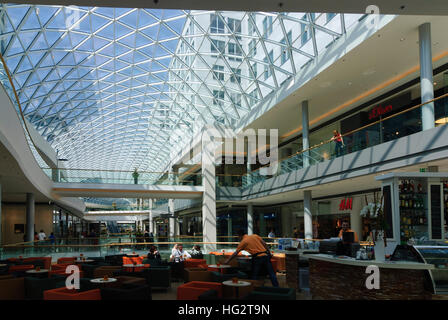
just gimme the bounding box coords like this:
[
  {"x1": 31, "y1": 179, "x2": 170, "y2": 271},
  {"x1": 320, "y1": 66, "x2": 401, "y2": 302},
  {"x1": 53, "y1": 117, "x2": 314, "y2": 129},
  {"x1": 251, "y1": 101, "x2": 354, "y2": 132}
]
[
  {"x1": 169, "y1": 244, "x2": 191, "y2": 262},
  {"x1": 169, "y1": 244, "x2": 191, "y2": 281},
  {"x1": 338, "y1": 220, "x2": 359, "y2": 243},
  {"x1": 147, "y1": 245, "x2": 161, "y2": 261},
  {"x1": 189, "y1": 245, "x2": 203, "y2": 259}
]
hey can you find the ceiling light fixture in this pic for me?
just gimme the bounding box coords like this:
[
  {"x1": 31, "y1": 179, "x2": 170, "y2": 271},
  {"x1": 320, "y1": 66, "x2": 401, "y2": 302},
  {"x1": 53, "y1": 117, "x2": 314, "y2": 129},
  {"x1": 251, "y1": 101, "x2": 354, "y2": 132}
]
[{"x1": 435, "y1": 117, "x2": 448, "y2": 124}]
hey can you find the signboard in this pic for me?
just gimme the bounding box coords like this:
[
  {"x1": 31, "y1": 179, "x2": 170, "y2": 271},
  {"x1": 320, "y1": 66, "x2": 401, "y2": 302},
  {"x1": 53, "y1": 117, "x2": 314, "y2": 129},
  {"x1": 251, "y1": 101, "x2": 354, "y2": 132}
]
[
  {"x1": 368, "y1": 104, "x2": 393, "y2": 120},
  {"x1": 339, "y1": 198, "x2": 353, "y2": 211}
]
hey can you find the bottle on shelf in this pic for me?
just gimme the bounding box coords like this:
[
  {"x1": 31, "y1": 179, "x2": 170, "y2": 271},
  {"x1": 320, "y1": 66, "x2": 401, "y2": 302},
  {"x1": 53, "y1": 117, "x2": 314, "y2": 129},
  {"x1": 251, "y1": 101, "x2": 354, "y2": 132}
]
[{"x1": 409, "y1": 180, "x2": 415, "y2": 192}]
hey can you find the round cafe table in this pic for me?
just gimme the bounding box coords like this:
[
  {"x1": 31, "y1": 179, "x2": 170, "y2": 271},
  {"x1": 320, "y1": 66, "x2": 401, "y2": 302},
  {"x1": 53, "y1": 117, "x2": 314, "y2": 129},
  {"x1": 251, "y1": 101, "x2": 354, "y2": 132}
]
[
  {"x1": 90, "y1": 278, "x2": 118, "y2": 287},
  {"x1": 222, "y1": 280, "x2": 251, "y2": 299},
  {"x1": 126, "y1": 253, "x2": 139, "y2": 257},
  {"x1": 122, "y1": 264, "x2": 144, "y2": 272},
  {"x1": 208, "y1": 264, "x2": 231, "y2": 274}
]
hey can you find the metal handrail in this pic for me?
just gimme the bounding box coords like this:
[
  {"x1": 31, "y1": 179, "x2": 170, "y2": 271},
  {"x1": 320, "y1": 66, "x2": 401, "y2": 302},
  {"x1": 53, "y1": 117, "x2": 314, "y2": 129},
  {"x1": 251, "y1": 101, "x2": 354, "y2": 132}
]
[
  {"x1": 217, "y1": 92, "x2": 448, "y2": 177},
  {"x1": 41, "y1": 167, "x2": 203, "y2": 176}
]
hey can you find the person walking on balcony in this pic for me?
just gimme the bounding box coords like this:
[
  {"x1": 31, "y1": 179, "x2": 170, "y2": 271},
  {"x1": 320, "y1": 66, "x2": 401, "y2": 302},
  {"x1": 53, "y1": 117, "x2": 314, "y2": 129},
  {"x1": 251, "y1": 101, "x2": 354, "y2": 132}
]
[
  {"x1": 132, "y1": 168, "x2": 139, "y2": 184},
  {"x1": 331, "y1": 130, "x2": 345, "y2": 157},
  {"x1": 38, "y1": 230, "x2": 46, "y2": 241}
]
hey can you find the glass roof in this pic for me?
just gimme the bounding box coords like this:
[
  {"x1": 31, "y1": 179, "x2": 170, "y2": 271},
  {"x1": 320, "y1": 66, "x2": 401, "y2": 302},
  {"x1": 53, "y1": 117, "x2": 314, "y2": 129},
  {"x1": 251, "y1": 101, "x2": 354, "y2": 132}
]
[{"x1": 0, "y1": 5, "x2": 363, "y2": 172}]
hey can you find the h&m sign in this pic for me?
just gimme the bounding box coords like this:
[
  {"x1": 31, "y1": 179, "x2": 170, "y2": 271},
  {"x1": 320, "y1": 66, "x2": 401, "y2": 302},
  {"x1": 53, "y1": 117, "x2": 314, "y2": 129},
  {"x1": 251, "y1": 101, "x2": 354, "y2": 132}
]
[{"x1": 339, "y1": 198, "x2": 353, "y2": 211}]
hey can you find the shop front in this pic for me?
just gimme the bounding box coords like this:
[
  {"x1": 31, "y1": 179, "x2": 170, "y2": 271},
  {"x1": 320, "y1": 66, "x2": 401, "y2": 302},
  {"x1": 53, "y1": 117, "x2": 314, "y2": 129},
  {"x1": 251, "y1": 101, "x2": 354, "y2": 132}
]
[
  {"x1": 376, "y1": 172, "x2": 448, "y2": 253},
  {"x1": 314, "y1": 191, "x2": 380, "y2": 241}
]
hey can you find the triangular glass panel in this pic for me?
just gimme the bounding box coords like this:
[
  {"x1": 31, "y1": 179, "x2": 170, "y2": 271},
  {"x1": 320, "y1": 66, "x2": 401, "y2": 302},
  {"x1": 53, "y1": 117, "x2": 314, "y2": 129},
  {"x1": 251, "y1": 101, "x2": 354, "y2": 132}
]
[
  {"x1": 21, "y1": 10, "x2": 41, "y2": 31},
  {"x1": 6, "y1": 6, "x2": 30, "y2": 30}
]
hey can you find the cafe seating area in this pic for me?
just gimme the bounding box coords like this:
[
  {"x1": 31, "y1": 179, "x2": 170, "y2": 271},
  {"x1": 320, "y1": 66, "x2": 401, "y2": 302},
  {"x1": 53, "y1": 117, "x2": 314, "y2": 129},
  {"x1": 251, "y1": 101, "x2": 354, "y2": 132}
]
[
  {"x1": 0, "y1": 252, "x2": 295, "y2": 300},
  {"x1": 0, "y1": 253, "x2": 162, "y2": 300},
  {"x1": 171, "y1": 253, "x2": 293, "y2": 300}
]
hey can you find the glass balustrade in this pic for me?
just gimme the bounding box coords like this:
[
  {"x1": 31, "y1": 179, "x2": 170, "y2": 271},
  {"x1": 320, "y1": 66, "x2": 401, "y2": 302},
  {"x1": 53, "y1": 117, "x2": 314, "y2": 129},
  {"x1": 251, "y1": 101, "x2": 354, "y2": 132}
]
[
  {"x1": 41, "y1": 167, "x2": 203, "y2": 186},
  {"x1": 0, "y1": 236, "x2": 279, "y2": 260},
  {"x1": 216, "y1": 94, "x2": 448, "y2": 189}
]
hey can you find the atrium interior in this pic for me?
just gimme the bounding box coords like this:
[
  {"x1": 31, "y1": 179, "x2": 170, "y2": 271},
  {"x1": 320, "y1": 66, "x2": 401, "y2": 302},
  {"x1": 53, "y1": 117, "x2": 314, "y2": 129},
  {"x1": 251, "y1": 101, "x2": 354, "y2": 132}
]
[{"x1": 1, "y1": 1, "x2": 448, "y2": 301}]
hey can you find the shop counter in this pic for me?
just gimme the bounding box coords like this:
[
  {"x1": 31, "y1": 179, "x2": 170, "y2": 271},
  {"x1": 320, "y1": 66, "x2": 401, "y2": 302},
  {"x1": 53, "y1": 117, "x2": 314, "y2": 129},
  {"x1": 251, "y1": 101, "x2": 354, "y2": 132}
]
[{"x1": 308, "y1": 254, "x2": 435, "y2": 299}]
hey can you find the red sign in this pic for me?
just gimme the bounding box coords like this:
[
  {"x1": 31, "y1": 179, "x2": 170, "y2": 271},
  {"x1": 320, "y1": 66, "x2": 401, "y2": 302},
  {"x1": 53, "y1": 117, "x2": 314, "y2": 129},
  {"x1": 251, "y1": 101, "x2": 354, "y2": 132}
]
[
  {"x1": 368, "y1": 104, "x2": 393, "y2": 120},
  {"x1": 339, "y1": 198, "x2": 353, "y2": 211}
]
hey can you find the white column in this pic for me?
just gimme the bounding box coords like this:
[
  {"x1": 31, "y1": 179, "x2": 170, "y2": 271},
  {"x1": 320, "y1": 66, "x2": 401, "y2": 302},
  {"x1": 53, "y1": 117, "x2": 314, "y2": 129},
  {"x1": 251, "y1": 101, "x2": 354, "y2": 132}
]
[
  {"x1": 303, "y1": 190, "x2": 313, "y2": 241},
  {"x1": 246, "y1": 162, "x2": 252, "y2": 186},
  {"x1": 419, "y1": 23, "x2": 435, "y2": 130},
  {"x1": 350, "y1": 197, "x2": 362, "y2": 240},
  {"x1": 175, "y1": 218, "x2": 180, "y2": 236},
  {"x1": 148, "y1": 199, "x2": 153, "y2": 233},
  {"x1": 173, "y1": 166, "x2": 179, "y2": 185},
  {"x1": 168, "y1": 199, "x2": 175, "y2": 238},
  {"x1": 247, "y1": 203, "x2": 254, "y2": 235},
  {"x1": 302, "y1": 100, "x2": 310, "y2": 167},
  {"x1": 202, "y1": 132, "x2": 217, "y2": 253},
  {"x1": 26, "y1": 193, "x2": 35, "y2": 242}
]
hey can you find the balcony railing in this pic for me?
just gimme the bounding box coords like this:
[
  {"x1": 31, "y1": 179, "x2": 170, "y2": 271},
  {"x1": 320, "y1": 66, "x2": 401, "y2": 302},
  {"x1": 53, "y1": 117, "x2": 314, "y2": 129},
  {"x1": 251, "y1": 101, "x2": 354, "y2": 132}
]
[
  {"x1": 41, "y1": 167, "x2": 203, "y2": 186},
  {"x1": 215, "y1": 93, "x2": 448, "y2": 189}
]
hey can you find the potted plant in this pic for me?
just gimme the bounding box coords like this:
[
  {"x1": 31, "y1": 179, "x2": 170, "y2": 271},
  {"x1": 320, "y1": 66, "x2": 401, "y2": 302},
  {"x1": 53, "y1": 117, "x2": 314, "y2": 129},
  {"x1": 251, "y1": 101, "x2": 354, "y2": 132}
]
[{"x1": 360, "y1": 193, "x2": 388, "y2": 261}]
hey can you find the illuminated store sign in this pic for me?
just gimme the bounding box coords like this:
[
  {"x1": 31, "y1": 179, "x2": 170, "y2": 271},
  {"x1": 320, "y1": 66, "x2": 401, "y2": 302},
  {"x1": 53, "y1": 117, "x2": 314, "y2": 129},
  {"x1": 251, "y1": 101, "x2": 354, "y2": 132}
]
[
  {"x1": 339, "y1": 198, "x2": 353, "y2": 211},
  {"x1": 368, "y1": 104, "x2": 393, "y2": 120}
]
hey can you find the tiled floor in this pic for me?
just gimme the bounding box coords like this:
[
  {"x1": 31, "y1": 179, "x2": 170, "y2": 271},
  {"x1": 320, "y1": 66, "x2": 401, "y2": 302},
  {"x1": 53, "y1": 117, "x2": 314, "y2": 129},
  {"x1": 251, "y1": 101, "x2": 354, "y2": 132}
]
[{"x1": 152, "y1": 273, "x2": 312, "y2": 300}]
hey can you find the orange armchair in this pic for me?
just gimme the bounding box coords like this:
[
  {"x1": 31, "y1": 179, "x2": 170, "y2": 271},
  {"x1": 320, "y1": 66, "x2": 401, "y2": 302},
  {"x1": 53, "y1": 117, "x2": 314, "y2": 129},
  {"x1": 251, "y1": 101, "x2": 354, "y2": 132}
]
[
  {"x1": 8, "y1": 265, "x2": 34, "y2": 274},
  {"x1": 51, "y1": 263, "x2": 75, "y2": 274},
  {"x1": 184, "y1": 268, "x2": 212, "y2": 282},
  {"x1": 177, "y1": 281, "x2": 222, "y2": 300},
  {"x1": 184, "y1": 259, "x2": 207, "y2": 268},
  {"x1": 122, "y1": 257, "x2": 146, "y2": 272},
  {"x1": 43, "y1": 288, "x2": 101, "y2": 300},
  {"x1": 23, "y1": 257, "x2": 52, "y2": 270}
]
